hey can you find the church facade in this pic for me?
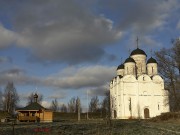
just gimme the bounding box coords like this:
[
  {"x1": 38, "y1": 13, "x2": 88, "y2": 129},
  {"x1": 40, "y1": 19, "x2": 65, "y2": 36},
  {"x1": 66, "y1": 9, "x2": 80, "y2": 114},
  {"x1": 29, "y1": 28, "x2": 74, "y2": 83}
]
[{"x1": 110, "y1": 48, "x2": 169, "y2": 119}]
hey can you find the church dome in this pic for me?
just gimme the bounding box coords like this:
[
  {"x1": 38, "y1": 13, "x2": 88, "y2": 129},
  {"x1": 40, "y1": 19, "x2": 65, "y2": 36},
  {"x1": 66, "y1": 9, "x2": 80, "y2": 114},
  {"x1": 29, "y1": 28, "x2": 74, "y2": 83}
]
[
  {"x1": 117, "y1": 64, "x2": 124, "y2": 70},
  {"x1": 124, "y1": 57, "x2": 135, "y2": 63},
  {"x1": 34, "y1": 93, "x2": 38, "y2": 98},
  {"x1": 147, "y1": 57, "x2": 157, "y2": 64},
  {"x1": 130, "y1": 48, "x2": 147, "y2": 56}
]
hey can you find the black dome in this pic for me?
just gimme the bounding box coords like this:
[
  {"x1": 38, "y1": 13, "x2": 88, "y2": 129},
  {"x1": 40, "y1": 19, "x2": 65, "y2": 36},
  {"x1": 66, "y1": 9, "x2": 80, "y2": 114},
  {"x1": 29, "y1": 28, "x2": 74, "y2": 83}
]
[
  {"x1": 130, "y1": 48, "x2": 147, "y2": 56},
  {"x1": 34, "y1": 93, "x2": 38, "y2": 98},
  {"x1": 147, "y1": 57, "x2": 157, "y2": 64},
  {"x1": 117, "y1": 64, "x2": 124, "y2": 70},
  {"x1": 124, "y1": 57, "x2": 135, "y2": 63}
]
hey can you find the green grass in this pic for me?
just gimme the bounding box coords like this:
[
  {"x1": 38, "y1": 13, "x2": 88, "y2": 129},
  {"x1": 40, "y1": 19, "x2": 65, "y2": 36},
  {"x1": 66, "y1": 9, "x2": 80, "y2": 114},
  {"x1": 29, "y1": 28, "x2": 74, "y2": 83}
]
[
  {"x1": 1, "y1": 112, "x2": 180, "y2": 135},
  {"x1": 0, "y1": 119, "x2": 180, "y2": 135}
]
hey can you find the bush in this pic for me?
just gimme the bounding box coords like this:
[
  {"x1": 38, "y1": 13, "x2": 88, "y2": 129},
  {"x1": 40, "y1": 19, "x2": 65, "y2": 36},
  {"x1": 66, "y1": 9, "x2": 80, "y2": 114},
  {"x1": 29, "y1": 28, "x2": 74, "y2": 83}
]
[{"x1": 150, "y1": 112, "x2": 180, "y2": 121}]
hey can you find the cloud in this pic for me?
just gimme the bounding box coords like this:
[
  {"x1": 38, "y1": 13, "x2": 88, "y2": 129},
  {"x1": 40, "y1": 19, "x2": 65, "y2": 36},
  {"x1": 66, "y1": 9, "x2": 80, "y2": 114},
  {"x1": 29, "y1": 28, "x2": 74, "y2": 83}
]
[
  {"x1": 41, "y1": 101, "x2": 51, "y2": 108},
  {"x1": 43, "y1": 65, "x2": 116, "y2": 89},
  {"x1": 177, "y1": 20, "x2": 180, "y2": 29},
  {"x1": 99, "y1": 0, "x2": 179, "y2": 34},
  {"x1": 0, "y1": 56, "x2": 12, "y2": 63},
  {"x1": 87, "y1": 85, "x2": 109, "y2": 97},
  {"x1": 0, "y1": 68, "x2": 40, "y2": 85},
  {"x1": 0, "y1": 0, "x2": 121, "y2": 64},
  {"x1": 0, "y1": 65, "x2": 116, "y2": 95},
  {"x1": 47, "y1": 91, "x2": 67, "y2": 100},
  {"x1": 0, "y1": 0, "x2": 179, "y2": 64},
  {"x1": 0, "y1": 23, "x2": 18, "y2": 49}
]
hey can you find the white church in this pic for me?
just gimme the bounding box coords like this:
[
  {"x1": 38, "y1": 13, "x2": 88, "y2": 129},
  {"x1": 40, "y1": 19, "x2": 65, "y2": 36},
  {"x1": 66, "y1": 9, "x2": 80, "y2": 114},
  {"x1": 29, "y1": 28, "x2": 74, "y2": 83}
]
[{"x1": 110, "y1": 45, "x2": 170, "y2": 119}]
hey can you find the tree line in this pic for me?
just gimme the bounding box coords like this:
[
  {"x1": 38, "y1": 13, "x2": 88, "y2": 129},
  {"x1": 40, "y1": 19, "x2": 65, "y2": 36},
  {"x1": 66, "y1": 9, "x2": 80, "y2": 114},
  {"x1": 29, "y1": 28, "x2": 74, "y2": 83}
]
[{"x1": 0, "y1": 82, "x2": 110, "y2": 117}]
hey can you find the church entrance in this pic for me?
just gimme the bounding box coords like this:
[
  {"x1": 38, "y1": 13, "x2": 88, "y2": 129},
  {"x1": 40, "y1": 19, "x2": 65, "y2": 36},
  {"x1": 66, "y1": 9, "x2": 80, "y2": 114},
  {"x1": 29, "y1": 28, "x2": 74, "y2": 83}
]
[{"x1": 144, "y1": 108, "x2": 150, "y2": 118}]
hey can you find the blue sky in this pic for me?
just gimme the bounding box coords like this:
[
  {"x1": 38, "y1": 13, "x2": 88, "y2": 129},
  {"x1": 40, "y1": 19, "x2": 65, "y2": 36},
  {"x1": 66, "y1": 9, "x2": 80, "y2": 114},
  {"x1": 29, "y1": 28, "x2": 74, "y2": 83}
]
[{"x1": 0, "y1": 0, "x2": 180, "y2": 110}]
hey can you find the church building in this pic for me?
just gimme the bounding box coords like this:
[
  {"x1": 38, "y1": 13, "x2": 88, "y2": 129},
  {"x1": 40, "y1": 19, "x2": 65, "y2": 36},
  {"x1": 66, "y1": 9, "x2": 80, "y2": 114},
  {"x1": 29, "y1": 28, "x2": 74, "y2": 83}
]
[{"x1": 110, "y1": 45, "x2": 169, "y2": 119}]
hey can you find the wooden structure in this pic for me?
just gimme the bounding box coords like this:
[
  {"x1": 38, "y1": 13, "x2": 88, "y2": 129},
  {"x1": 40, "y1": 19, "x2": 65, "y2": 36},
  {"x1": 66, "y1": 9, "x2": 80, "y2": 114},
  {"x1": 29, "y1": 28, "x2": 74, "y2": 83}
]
[{"x1": 16, "y1": 94, "x2": 53, "y2": 122}]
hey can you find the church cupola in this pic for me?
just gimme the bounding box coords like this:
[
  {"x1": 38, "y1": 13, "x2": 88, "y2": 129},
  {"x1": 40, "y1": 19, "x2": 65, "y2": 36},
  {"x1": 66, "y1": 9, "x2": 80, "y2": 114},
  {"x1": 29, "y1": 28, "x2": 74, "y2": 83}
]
[
  {"x1": 117, "y1": 64, "x2": 124, "y2": 76},
  {"x1": 34, "y1": 93, "x2": 38, "y2": 103},
  {"x1": 130, "y1": 48, "x2": 147, "y2": 57},
  {"x1": 124, "y1": 57, "x2": 136, "y2": 76},
  {"x1": 147, "y1": 57, "x2": 158, "y2": 76},
  {"x1": 130, "y1": 49, "x2": 147, "y2": 76},
  {"x1": 129, "y1": 38, "x2": 147, "y2": 76}
]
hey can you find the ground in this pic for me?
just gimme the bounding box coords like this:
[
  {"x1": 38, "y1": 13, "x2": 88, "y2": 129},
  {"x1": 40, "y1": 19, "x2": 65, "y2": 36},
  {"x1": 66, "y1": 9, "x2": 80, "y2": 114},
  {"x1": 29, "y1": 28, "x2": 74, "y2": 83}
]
[{"x1": 0, "y1": 119, "x2": 180, "y2": 135}]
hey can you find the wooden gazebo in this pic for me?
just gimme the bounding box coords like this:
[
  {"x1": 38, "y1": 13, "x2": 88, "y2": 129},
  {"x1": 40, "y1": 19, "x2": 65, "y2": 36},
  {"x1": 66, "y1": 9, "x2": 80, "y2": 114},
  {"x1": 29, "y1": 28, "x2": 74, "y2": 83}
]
[{"x1": 16, "y1": 94, "x2": 53, "y2": 122}]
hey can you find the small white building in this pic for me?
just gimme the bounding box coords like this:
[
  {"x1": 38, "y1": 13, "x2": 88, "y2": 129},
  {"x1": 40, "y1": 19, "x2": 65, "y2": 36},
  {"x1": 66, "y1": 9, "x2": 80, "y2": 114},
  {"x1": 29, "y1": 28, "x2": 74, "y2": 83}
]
[{"x1": 110, "y1": 47, "x2": 169, "y2": 119}]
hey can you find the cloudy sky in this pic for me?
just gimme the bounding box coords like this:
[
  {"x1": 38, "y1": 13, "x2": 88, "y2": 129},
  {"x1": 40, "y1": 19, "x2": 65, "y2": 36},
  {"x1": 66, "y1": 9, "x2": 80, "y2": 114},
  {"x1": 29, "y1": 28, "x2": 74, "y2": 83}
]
[{"x1": 0, "y1": 0, "x2": 180, "y2": 110}]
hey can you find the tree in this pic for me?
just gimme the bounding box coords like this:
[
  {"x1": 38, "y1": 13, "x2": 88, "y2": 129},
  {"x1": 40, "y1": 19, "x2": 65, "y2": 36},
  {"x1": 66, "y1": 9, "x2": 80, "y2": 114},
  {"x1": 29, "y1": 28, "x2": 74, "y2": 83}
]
[
  {"x1": 60, "y1": 104, "x2": 67, "y2": 112},
  {"x1": 155, "y1": 38, "x2": 180, "y2": 111},
  {"x1": 26, "y1": 92, "x2": 43, "y2": 105},
  {"x1": 75, "y1": 97, "x2": 81, "y2": 113},
  {"x1": 50, "y1": 98, "x2": 59, "y2": 112},
  {"x1": 172, "y1": 38, "x2": 180, "y2": 74},
  {"x1": 101, "y1": 91, "x2": 110, "y2": 117},
  {"x1": 3, "y1": 82, "x2": 19, "y2": 114},
  {"x1": 89, "y1": 96, "x2": 99, "y2": 112},
  {"x1": 68, "y1": 97, "x2": 76, "y2": 112},
  {"x1": 67, "y1": 97, "x2": 81, "y2": 113},
  {"x1": 76, "y1": 97, "x2": 81, "y2": 121}
]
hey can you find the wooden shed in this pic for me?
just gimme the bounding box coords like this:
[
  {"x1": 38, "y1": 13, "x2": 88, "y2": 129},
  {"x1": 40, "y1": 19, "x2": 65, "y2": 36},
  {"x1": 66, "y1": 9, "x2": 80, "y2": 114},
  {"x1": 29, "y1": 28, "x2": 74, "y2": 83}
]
[{"x1": 16, "y1": 94, "x2": 53, "y2": 122}]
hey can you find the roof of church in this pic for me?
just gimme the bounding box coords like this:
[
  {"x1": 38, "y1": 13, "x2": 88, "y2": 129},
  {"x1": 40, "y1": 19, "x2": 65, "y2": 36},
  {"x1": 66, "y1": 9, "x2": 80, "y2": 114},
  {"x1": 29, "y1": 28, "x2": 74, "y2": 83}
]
[
  {"x1": 124, "y1": 57, "x2": 135, "y2": 63},
  {"x1": 16, "y1": 102, "x2": 47, "y2": 111},
  {"x1": 117, "y1": 64, "x2": 124, "y2": 70},
  {"x1": 130, "y1": 48, "x2": 147, "y2": 56},
  {"x1": 147, "y1": 57, "x2": 157, "y2": 64}
]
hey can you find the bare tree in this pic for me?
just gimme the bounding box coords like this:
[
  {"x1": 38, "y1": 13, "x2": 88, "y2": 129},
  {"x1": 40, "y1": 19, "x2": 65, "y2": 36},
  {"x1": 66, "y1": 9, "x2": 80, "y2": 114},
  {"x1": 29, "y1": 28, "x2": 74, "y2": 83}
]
[
  {"x1": 172, "y1": 38, "x2": 180, "y2": 74},
  {"x1": 155, "y1": 38, "x2": 180, "y2": 111},
  {"x1": 75, "y1": 97, "x2": 81, "y2": 113},
  {"x1": 3, "y1": 82, "x2": 19, "y2": 114},
  {"x1": 60, "y1": 104, "x2": 67, "y2": 112},
  {"x1": 50, "y1": 98, "x2": 59, "y2": 112},
  {"x1": 68, "y1": 97, "x2": 76, "y2": 112},
  {"x1": 89, "y1": 96, "x2": 99, "y2": 112},
  {"x1": 26, "y1": 92, "x2": 43, "y2": 105},
  {"x1": 101, "y1": 91, "x2": 110, "y2": 117}
]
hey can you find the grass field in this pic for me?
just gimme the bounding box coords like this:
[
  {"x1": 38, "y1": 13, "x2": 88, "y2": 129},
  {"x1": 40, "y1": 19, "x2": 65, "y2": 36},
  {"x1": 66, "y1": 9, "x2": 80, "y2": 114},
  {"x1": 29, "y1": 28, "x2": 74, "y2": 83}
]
[
  {"x1": 0, "y1": 119, "x2": 180, "y2": 135},
  {"x1": 1, "y1": 111, "x2": 180, "y2": 135}
]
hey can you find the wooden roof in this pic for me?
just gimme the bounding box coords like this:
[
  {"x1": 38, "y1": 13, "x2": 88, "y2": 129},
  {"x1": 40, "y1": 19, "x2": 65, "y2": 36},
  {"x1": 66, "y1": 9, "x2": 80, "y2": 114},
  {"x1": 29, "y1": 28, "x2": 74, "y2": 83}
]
[{"x1": 16, "y1": 102, "x2": 50, "y2": 111}]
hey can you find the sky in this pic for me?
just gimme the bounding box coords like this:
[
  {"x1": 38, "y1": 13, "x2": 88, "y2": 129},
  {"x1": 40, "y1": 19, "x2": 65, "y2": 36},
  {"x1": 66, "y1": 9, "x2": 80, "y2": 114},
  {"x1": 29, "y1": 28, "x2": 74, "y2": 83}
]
[{"x1": 0, "y1": 0, "x2": 180, "y2": 111}]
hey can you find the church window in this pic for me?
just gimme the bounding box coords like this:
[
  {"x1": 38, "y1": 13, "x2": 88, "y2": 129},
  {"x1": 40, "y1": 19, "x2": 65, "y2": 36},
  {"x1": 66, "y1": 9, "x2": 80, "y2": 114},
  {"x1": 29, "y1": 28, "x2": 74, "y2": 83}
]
[
  {"x1": 152, "y1": 67, "x2": 154, "y2": 74},
  {"x1": 158, "y1": 103, "x2": 160, "y2": 110},
  {"x1": 129, "y1": 98, "x2": 132, "y2": 111}
]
